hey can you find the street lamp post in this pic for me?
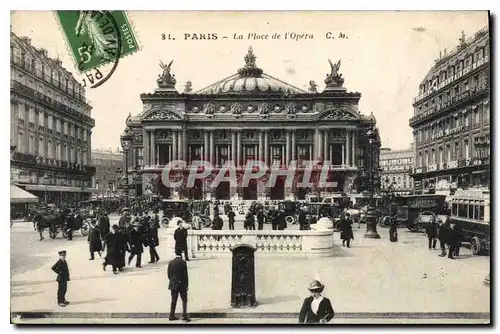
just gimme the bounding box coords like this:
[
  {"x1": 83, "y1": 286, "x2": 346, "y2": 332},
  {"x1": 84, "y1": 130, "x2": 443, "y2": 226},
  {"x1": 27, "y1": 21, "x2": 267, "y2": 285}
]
[
  {"x1": 43, "y1": 174, "x2": 48, "y2": 205},
  {"x1": 364, "y1": 129, "x2": 381, "y2": 239},
  {"x1": 120, "y1": 129, "x2": 133, "y2": 207}
]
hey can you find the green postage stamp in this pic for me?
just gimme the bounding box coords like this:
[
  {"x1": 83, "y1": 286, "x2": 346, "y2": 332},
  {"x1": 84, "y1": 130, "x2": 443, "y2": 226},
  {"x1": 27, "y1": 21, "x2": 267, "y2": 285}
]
[{"x1": 56, "y1": 11, "x2": 139, "y2": 73}]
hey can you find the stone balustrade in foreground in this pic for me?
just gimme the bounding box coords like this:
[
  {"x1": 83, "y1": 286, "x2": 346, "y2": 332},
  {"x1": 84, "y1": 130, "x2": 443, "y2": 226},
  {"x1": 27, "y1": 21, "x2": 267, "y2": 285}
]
[{"x1": 162, "y1": 227, "x2": 335, "y2": 259}]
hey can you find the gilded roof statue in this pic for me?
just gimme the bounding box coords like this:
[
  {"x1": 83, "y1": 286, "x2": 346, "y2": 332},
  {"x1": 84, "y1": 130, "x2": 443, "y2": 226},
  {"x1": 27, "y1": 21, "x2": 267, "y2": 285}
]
[
  {"x1": 157, "y1": 60, "x2": 177, "y2": 89},
  {"x1": 324, "y1": 59, "x2": 345, "y2": 89}
]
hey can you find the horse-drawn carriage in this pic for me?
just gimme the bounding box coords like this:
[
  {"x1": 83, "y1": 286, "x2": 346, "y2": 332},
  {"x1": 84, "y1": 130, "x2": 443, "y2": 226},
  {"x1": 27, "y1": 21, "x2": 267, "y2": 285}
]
[{"x1": 32, "y1": 209, "x2": 90, "y2": 240}]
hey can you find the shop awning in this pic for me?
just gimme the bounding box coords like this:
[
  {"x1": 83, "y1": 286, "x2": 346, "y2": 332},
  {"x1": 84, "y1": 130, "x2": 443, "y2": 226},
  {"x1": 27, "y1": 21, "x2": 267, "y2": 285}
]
[{"x1": 10, "y1": 184, "x2": 38, "y2": 204}]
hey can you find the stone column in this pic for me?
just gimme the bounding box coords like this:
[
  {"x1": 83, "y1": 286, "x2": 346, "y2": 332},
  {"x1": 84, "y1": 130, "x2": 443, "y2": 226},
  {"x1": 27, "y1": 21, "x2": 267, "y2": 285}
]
[
  {"x1": 264, "y1": 130, "x2": 269, "y2": 166},
  {"x1": 143, "y1": 129, "x2": 149, "y2": 167},
  {"x1": 150, "y1": 131, "x2": 156, "y2": 165},
  {"x1": 204, "y1": 131, "x2": 209, "y2": 162},
  {"x1": 183, "y1": 129, "x2": 187, "y2": 162},
  {"x1": 259, "y1": 131, "x2": 264, "y2": 161},
  {"x1": 318, "y1": 130, "x2": 323, "y2": 160},
  {"x1": 281, "y1": 145, "x2": 285, "y2": 166},
  {"x1": 291, "y1": 129, "x2": 296, "y2": 162},
  {"x1": 215, "y1": 146, "x2": 219, "y2": 166},
  {"x1": 314, "y1": 128, "x2": 320, "y2": 159},
  {"x1": 169, "y1": 145, "x2": 173, "y2": 162},
  {"x1": 309, "y1": 144, "x2": 312, "y2": 161},
  {"x1": 209, "y1": 130, "x2": 214, "y2": 165},
  {"x1": 342, "y1": 144, "x2": 345, "y2": 165},
  {"x1": 346, "y1": 129, "x2": 351, "y2": 166},
  {"x1": 285, "y1": 131, "x2": 290, "y2": 165},
  {"x1": 177, "y1": 131, "x2": 183, "y2": 161},
  {"x1": 236, "y1": 131, "x2": 241, "y2": 167},
  {"x1": 231, "y1": 130, "x2": 237, "y2": 164},
  {"x1": 172, "y1": 130, "x2": 178, "y2": 161},
  {"x1": 323, "y1": 130, "x2": 328, "y2": 162},
  {"x1": 352, "y1": 130, "x2": 357, "y2": 167}
]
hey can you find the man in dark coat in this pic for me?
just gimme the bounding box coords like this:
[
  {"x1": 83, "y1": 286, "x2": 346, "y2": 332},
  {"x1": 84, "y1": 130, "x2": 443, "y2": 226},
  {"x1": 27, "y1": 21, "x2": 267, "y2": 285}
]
[
  {"x1": 451, "y1": 223, "x2": 462, "y2": 257},
  {"x1": 103, "y1": 225, "x2": 121, "y2": 274},
  {"x1": 174, "y1": 221, "x2": 189, "y2": 261},
  {"x1": 227, "y1": 208, "x2": 236, "y2": 230},
  {"x1": 339, "y1": 213, "x2": 354, "y2": 247},
  {"x1": 118, "y1": 211, "x2": 131, "y2": 230},
  {"x1": 168, "y1": 251, "x2": 190, "y2": 322},
  {"x1": 277, "y1": 210, "x2": 287, "y2": 230},
  {"x1": 298, "y1": 208, "x2": 307, "y2": 230},
  {"x1": 147, "y1": 220, "x2": 160, "y2": 263},
  {"x1": 425, "y1": 217, "x2": 438, "y2": 250},
  {"x1": 88, "y1": 222, "x2": 102, "y2": 260},
  {"x1": 51, "y1": 250, "x2": 70, "y2": 307},
  {"x1": 256, "y1": 209, "x2": 265, "y2": 230},
  {"x1": 128, "y1": 223, "x2": 144, "y2": 268},
  {"x1": 438, "y1": 219, "x2": 451, "y2": 258},
  {"x1": 97, "y1": 212, "x2": 111, "y2": 249},
  {"x1": 244, "y1": 211, "x2": 255, "y2": 230}
]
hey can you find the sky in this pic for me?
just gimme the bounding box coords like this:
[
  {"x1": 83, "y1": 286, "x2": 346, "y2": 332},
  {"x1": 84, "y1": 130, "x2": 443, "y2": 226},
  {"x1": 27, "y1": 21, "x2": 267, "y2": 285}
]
[{"x1": 10, "y1": 11, "x2": 489, "y2": 151}]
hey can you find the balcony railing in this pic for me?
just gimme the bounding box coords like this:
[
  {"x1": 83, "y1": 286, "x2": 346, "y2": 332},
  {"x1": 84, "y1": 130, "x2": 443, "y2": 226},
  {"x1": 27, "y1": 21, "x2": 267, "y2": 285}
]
[
  {"x1": 412, "y1": 157, "x2": 489, "y2": 175},
  {"x1": 10, "y1": 54, "x2": 92, "y2": 107},
  {"x1": 413, "y1": 55, "x2": 489, "y2": 104},
  {"x1": 410, "y1": 83, "x2": 489, "y2": 126},
  {"x1": 11, "y1": 79, "x2": 95, "y2": 127},
  {"x1": 11, "y1": 152, "x2": 96, "y2": 173}
]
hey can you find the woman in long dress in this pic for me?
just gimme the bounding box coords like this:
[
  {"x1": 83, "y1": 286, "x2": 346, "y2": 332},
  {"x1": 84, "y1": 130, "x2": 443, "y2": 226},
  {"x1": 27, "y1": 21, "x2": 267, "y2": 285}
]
[{"x1": 299, "y1": 280, "x2": 335, "y2": 324}]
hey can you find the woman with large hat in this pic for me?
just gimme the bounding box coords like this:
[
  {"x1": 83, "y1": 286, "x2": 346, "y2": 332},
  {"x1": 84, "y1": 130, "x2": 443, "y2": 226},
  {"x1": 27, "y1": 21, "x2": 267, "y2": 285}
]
[{"x1": 298, "y1": 280, "x2": 334, "y2": 324}]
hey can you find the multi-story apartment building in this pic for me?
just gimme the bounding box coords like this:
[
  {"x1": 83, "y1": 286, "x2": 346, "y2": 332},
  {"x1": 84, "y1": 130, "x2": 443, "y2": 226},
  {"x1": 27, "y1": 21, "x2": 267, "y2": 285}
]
[
  {"x1": 409, "y1": 28, "x2": 490, "y2": 195},
  {"x1": 10, "y1": 32, "x2": 96, "y2": 204},
  {"x1": 91, "y1": 149, "x2": 124, "y2": 198},
  {"x1": 380, "y1": 146, "x2": 414, "y2": 195}
]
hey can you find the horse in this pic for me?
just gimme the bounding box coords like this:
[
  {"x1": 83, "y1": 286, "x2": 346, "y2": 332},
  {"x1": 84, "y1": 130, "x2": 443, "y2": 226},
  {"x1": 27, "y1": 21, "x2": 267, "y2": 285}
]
[{"x1": 32, "y1": 212, "x2": 65, "y2": 241}]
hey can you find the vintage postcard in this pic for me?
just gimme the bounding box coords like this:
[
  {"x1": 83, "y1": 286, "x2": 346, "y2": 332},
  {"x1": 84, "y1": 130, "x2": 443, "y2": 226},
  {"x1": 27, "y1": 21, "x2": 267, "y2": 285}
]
[{"x1": 9, "y1": 10, "x2": 490, "y2": 325}]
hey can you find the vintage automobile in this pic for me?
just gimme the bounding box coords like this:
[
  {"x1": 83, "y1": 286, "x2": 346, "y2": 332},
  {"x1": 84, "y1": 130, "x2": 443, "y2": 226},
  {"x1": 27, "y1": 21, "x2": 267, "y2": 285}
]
[
  {"x1": 449, "y1": 188, "x2": 490, "y2": 255},
  {"x1": 161, "y1": 199, "x2": 193, "y2": 228},
  {"x1": 392, "y1": 194, "x2": 447, "y2": 232},
  {"x1": 305, "y1": 203, "x2": 341, "y2": 228},
  {"x1": 190, "y1": 200, "x2": 212, "y2": 229},
  {"x1": 277, "y1": 200, "x2": 299, "y2": 224}
]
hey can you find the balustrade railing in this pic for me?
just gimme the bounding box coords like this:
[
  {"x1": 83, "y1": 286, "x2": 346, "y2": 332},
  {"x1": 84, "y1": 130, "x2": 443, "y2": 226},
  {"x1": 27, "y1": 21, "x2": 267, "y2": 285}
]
[{"x1": 162, "y1": 229, "x2": 334, "y2": 259}]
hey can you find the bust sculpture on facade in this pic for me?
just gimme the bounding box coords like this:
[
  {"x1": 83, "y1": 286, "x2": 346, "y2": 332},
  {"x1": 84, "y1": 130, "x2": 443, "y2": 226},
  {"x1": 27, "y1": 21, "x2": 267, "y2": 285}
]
[
  {"x1": 184, "y1": 81, "x2": 193, "y2": 93},
  {"x1": 325, "y1": 59, "x2": 345, "y2": 88},
  {"x1": 308, "y1": 80, "x2": 318, "y2": 93},
  {"x1": 157, "y1": 60, "x2": 177, "y2": 88}
]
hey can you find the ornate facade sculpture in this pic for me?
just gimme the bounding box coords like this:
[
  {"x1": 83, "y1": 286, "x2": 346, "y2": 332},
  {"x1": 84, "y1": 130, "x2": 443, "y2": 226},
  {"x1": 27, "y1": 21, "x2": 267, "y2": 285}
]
[
  {"x1": 146, "y1": 109, "x2": 182, "y2": 120},
  {"x1": 203, "y1": 102, "x2": 215, "y2": 117},
  {"x1": 231, "y1": 102, "x2": 242, "y2": 118},
  {"x1": 285, "y1": 103, "x2": 297, "y2": 118},
  {"x1": 325, "y1": 59, "x2": 345, "y2": 88},
  {"x1": 321, "y1": 109, "x2": 358, "y2": 120},
  {"x1": 258, "y1": 103, "x2": 269, "y2": 118},
  {"x1": 133, "y1": 133, "x2": 143, "y2": 143},
  {"x1": 157, "y1": 60, "x2": 177, "y2": 88},
  {"x1": 155, "y1": 130, "x2": 172, "y2": 140},
  {"x1": 308, "y1": 80, "x2": 318, "y2": 93}
]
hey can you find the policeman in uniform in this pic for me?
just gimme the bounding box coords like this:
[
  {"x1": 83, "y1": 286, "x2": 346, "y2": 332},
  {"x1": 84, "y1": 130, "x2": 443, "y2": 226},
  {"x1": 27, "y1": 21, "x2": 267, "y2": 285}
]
[{"x1": 51, "y1": 250, "x2": 70, "y2": 307}]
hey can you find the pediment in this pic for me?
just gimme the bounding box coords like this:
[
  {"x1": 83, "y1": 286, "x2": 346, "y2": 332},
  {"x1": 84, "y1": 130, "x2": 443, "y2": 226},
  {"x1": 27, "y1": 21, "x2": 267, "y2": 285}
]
[
  {"x1": 143, "y1": 108, "x2": 184, "y2": 121},
  {"x1": 317, "y1": 108, "x2": 359, "y2": 121}
]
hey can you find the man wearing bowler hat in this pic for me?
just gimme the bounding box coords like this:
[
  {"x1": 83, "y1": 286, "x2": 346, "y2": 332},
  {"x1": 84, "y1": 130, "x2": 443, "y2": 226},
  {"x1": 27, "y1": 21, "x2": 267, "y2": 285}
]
[{"x1": 51, "y1": 250, "x2": 70, "y2": 307}]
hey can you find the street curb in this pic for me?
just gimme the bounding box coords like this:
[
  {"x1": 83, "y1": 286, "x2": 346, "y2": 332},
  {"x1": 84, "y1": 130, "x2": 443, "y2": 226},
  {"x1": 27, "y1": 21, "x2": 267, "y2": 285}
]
[{"x1": 12, "y1": 312, "x2": 491, "y2": 319}]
